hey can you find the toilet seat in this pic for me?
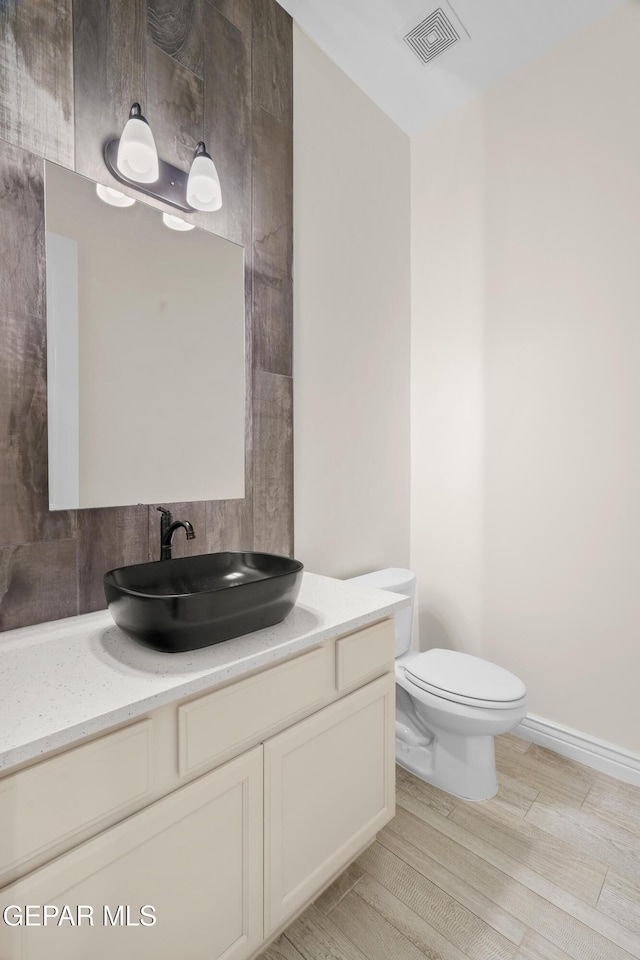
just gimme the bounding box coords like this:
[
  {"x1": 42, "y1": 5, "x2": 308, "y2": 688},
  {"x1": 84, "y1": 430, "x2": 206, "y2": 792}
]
[{"x1": 404, "y1": 649, "x2": 527, "y2": 710}]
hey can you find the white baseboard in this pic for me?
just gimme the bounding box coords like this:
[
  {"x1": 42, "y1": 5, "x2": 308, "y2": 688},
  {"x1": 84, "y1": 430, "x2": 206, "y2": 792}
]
[{"x1": 516, "y1": 714, "x2": 640, "y2": 787}]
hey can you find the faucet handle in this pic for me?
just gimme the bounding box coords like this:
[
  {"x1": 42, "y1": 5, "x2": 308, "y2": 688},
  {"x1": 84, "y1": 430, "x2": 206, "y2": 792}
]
[{"x1": 157, "y1": 506, "x2": 173, "y2": 534}]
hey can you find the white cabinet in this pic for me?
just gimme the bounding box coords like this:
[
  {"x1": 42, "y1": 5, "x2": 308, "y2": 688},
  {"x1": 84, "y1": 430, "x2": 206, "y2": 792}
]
[
  {"x1": 335, "y1": 619, "x2": 395, "y2": 692},
  {"x1": 265, "y1": 673, "x2": 395, "y2": 933},
  {"x1": 0, "y1": 720, "x2": 153, "y2": 885},
  {"x1": 0, "y1": 618, "x2": 396, "y2": 960},
  {"x1": 0, "y1": 747, "x2": 263, "y2": 960},
  {"x1": 178, "y1": 643, "x2": 335, "y2": 777}
]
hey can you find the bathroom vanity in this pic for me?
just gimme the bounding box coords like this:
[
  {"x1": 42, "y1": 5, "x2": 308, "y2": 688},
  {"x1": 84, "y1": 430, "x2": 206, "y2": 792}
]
[{"x1": 0, "y1": 574, "x2": 406, "y2": 960}]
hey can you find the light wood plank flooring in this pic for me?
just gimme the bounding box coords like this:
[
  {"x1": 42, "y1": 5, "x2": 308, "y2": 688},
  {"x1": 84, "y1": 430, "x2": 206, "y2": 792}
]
[{"x1": 259, "y1": 735, "x2": 640, "y2": 960}]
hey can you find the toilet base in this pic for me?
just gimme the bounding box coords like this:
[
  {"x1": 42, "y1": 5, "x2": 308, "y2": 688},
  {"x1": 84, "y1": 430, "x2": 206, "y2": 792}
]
[
  {"x1": 395, "y1": 729, "x2": 499, "y2": 801},
  {"x1": 394, "y1": 657, "x2": 526, "y2": 801}
]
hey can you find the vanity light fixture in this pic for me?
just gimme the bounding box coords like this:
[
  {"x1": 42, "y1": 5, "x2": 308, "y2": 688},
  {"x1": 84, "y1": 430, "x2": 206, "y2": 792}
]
[
  {"x1": 104, "y1": 104, "x2": 223, "y2": 214},
  {"x1": 95, "y1": 183, "x2": 136, "y2": 207},
  {"x1": 186, "y1": 142, "x2": 222, "y2": 212},
  {"x1": 162, "y1": 212, "x2": 195, "y2": 231},
  {"x1": 116, "y1": 103, "x2": 159, "y2": 183}
]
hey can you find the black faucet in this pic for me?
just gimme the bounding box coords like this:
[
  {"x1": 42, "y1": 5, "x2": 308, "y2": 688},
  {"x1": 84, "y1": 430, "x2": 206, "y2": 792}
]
[{"x1": 157, "y1": 506, "x2": 196, "y2": 561}]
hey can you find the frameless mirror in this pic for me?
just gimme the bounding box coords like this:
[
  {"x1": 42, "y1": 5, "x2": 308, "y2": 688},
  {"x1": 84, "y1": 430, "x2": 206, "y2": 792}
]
[{"x1": 44, "y1": 161, "x2": 245, "y2": 510}]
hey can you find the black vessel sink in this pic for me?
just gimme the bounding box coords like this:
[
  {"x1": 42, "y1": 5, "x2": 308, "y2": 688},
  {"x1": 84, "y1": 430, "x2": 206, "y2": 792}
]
[{"x1": 104, "y1": 552, "x2": 304, "y2": 653}]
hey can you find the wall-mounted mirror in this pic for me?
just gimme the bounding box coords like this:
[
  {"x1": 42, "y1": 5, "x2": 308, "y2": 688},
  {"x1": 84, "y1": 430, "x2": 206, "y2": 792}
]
[{"x1": 44, "y1": 161, "x2": 245, "y2": 510}]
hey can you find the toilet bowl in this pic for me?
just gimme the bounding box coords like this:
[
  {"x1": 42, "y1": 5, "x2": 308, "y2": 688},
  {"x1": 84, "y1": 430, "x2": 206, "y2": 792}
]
[{"x1": 347, "y1": 569, "x2": 527, "y2": 800}]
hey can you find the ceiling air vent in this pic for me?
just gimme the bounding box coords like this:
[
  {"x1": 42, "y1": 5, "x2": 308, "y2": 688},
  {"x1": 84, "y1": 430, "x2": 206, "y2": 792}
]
[{"x1": 403, "y1": 6, "x2": 466, "y2": 65}]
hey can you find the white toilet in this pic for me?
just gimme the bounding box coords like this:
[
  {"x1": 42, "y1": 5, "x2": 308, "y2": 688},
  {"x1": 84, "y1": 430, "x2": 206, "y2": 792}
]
[{"x1": 347, "y1": 568, "x2": 527, "y2": 800}]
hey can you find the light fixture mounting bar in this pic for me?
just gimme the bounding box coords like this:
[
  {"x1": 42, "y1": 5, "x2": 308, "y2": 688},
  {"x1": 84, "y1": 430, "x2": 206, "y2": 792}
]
[{"x1": 103, "y1": 139, "x2": 193, "y2": 212}]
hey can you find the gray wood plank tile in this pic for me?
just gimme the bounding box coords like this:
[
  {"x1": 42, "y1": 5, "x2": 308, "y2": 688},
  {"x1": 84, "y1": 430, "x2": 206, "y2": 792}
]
[
  {"x1": 495, "y1": 733, "x2": 532, "y2": 775},
  {"x1": 253, "y1": 372, "x2": 293, "y2": 556},
  {"x1": 516, "y1": 930, "x2": 575, "y2": 960},
  {"x1": 526, "y1": 799, "x2": 640, "y2": 888},
  {"x1": 243, "y1": 245, "x2": 255, "y2": 517},
  {"x1": 0, "y1": 140, "x2": 45, "y2": 320},
  {"x1": 357, "y1": 841, "x2": 518, "y2": 959},
  {"x1": 0, "y1": 0, "x2": 294, "y2": 632},
  {"x1": 481, "y1": 772, "x2": 540, "y2": 819},
  {"x1": 147, "y1": 40, "x2": 203, "y2": 170},
  {"x1": 330, "y1": 889, "x2": 429, "y2": 960},
  {"x1": 0, "y1": 145, "x2": 74, "y2": 546},
  {"x1": 383, "y1": 806, "x2": 638, "y2": 960},
  {"x1": 0, "y1": 0, "x2": 74, "y2": 166},
  {"x1": 396, "y1": 764, "x2": 460, "y2": 818},
  {"x1": 315, "y1": 861, "x2": 366, "y2": 915},
  {"x1": 257, "y1": 935, "x2": 306, "y2": 960},
  {"x1": 511, "y1": 744, "x2": 595, "y2": 808},
  {"x1": 376, "y1": 823, "x2": 527, "y2": 947},
  {"x1": 205, "y1": 250, "x2": 254, "y2": 555},
  {"x1": 78, "y1": 507, "x2": 149, "y2": 613},
  {"x1": 597, "y1": 871, "x2": 640, "y2": 937},
  {"x1": 0, "y1": 540, "x2": 77, "y2": 630},
  {"x1": 203, "y1": 3, "x2": 252, "y2": 246},
  {"x1": 583, "y1": 772, "x2": 640, "y2": 839},
  {"x1": 252, "y1": 270, "x2": 294, "y2": 378},
  {"x1": 252, "y1": 106, "x2": 293, "y2": 376},
  {"x1": 285, "y1": 903, "x2": 369, "y2": 960},
  {"x1": 252, "y1": 0, "x2": 293, "y2": 127},
  {"x1": 207, "y1": 0, "x2": 252, "y2": 36},
  {"x1": 451, "y1": 800, "x2": 608, "y2": 906},
  {"x1": 353, "y1": 875, "x2": 478, "y2": 960},
  {"x1": 0, "y1": 314, "x2": 76, "y2": 547},
  {"x1": 206, "y1": 500, "x2": 253, "y2": 552},
  {"x1": 147, "y1": 0, "x2": 204, "y2": 78},
  {"x1": 73, "y1": 0, "x2": 147, "y2": 182}
]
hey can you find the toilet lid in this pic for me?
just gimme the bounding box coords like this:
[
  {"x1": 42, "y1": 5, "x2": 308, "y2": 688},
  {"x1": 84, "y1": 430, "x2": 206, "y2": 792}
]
[{"x1": 405, "y1": 649, "x2": 526, "y2": 704}]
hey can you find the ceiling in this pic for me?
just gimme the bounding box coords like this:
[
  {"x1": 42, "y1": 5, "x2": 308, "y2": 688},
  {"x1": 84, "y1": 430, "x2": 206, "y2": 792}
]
[{"x1": 279, "y1": 0, "x2": 624, "y2": 135}]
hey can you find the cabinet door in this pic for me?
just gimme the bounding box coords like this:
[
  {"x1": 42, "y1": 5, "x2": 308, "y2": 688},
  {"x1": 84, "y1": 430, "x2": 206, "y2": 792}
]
[
  {"x1": 265, "y1": 673, "x2": 395, "y2": 932},
  {"x1": 0, "y1": 746, "x2": 263, "y2": 960}
]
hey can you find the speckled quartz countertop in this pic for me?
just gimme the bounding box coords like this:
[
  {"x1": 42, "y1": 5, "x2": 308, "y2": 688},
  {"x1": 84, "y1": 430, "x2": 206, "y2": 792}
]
[{"x1": 0, "y1": 572, "x2": 407, "y2": 772}]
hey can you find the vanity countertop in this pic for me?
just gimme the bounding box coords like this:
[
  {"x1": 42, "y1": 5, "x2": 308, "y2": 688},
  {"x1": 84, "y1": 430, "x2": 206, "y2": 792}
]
[{"x1": 0, "y1": 572, "x2": 407, "y2": 772}]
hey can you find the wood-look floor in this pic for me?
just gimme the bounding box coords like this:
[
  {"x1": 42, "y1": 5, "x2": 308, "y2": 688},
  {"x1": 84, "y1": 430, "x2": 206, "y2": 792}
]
[{"x1": 259, "y1": 735, "x2": 640, "y2": 960}]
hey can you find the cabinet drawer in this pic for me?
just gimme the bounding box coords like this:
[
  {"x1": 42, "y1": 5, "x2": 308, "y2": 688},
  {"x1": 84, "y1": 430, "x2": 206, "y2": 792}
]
[
  {"x1": 0, "y1": 720, "x2": 153, "y2": 880},
  {"x1": 179, "y1": 644, "x2": 334, "y2": 777},
  {"x1": 335, "y1": 619, "x2": 394, "y2": 692}
]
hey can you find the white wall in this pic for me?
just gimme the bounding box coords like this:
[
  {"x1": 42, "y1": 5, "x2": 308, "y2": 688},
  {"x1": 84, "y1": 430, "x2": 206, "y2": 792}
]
[
  {"x1": 293, "y1": 26, "x2": 411, "y2": 578},
  {"x1": 411, "y1": 101, "x2": 486, "y2": 659},
  {"x1": 411, "y1": 2, "x2": 640, "y2": 751}
]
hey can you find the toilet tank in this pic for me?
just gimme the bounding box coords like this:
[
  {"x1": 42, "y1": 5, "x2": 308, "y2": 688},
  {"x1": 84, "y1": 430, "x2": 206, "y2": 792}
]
[{"x1": 346, "y1": 568, "x2": 415, "y2": 657}]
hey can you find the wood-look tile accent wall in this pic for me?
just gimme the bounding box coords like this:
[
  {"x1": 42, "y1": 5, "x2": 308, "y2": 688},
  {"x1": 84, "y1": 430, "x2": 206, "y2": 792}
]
[{"x1": 0, "y1": 0, "x2": 293, "y2": 631}]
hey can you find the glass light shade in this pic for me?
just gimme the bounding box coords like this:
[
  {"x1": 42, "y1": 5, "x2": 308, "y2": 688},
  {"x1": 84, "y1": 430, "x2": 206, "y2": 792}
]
[
  {"x1": 162, "y1": 212, "x2": 195, "y2": 232},
  {"x1": 186, "y1": 152, "x2": 222, "y2": 211},
  {"x1": 95, "y1": 184, "x2": 136, "y2": 207},
  {"x1": 117, "y1": 114, "x2": 159, "y2": 184}
]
